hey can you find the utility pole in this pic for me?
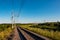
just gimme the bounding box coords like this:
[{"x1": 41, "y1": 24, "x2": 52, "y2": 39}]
[
  {"x1": 11, "y1": 0, "x2": 24, "y2": 28},
  {"x1": 11, "y1": 0, "x2": 15, "y2": 28}
]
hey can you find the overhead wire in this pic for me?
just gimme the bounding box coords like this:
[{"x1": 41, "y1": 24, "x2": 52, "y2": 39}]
[{"x1": 17, "y1": 0, "x2": 25, "y2": 17}]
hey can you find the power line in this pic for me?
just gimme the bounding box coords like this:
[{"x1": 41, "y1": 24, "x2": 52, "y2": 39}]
[{"x1": 11, "y1": 0, "x2": 25, "y2": 28}]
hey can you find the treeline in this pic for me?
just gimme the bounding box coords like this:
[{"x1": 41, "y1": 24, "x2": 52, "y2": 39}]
[{"x1": 30, "y1": 22, "x2": 60, "y2": 31}]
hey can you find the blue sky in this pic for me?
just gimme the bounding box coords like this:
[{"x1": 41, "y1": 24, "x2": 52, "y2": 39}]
[{"x1": 0, "y1": 0, "x2": 60, "y2": 23}]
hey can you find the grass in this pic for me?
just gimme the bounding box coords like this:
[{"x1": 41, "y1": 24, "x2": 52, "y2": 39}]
[
  {"x1": 20, "y1": 25, "x2": 60, "y2": 40},
  {"x1": 0, "y1": 27, "x2": 12, "y2": 40}
]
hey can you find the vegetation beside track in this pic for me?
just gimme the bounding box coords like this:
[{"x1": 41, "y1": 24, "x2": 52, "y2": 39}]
[
  {"x1": 0, "y1": 22, "x2": 60, "y2": 40},
  {"x1": 20, "y1": 22, "x2": 60, "y2": 40},
  {"x1": 0, "y1": 24, "x2": 13, "y2": 40}
]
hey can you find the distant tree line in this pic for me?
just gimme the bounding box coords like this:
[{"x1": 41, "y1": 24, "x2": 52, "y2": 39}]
[{"x1": 30, "y1": 22, "x2": 60, "y2": 31}]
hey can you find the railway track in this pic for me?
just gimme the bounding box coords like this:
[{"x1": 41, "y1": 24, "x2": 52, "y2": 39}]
[{"x1": 15, "y1": 27, "x2": 51, "y2": 40}]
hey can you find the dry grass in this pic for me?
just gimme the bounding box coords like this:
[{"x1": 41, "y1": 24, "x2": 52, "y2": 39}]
[{"x1": 0, "y1": 27, "x2": 12, "y2": 40}]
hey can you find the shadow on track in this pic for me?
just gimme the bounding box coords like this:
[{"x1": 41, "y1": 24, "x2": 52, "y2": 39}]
[{"x1": 17, "y1": 28, "x2": 26, "y2": 40}]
